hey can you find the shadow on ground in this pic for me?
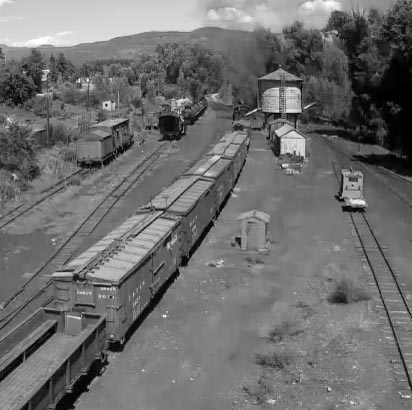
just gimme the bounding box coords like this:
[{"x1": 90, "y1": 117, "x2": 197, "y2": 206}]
[{"x1": 353, "y1": 153, "x2": 412, "y2": 178}]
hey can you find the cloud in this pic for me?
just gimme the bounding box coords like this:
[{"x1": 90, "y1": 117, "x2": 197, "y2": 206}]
[
  {"x1": 0, "y1": 0, "x2": 14, "y2": 6},
  {"x1": 7, "y1": 31, "x2": 74, "y2": 47},
  {"x1": 0, "y1": 15, "x2": 25, "y2": 23},
  {"x1": 197, "y1": 0, "x2": 392, "y2": 31}
]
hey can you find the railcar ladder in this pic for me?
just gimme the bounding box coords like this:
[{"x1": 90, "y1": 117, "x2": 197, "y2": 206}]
[{"x1": 279, "y1": 71, "x2": 287, "y2": 119}]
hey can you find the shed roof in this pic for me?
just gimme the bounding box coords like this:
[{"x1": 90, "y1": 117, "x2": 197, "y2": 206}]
[
  {"x1": 258, "y1": 68, "x2": 302, "y2": 82},
  {"x1": 245, "y1": 108, "x2": 261, "y2": 117},
  {"x1": 31, "y1": 125, "x2": 46, "y2": 133},
  {"x1": 238, "y1": 209, "x2": 271, "y2": 223},
  {"x1": 274, "y1": 124, "x2": 295, "y2": 137},
  {"x1": 92, "y1": 118, "x2": 128, "y2": 128},
  {"x1": 275, "y1": 126, "x2": 306, "y2": 139}
]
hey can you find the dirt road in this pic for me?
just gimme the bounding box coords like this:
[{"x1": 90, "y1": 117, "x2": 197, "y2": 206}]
[{"x1": 75, "y1": 132, "x2": 404, "y2": 410}]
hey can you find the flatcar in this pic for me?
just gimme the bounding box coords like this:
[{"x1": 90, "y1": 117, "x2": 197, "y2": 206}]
[
  {"x1": 338, "y1": 168, "x2": 368, "y2": 210},
  {"x1": 158, "y1": 112, "x2": 186, "y2": 140}
]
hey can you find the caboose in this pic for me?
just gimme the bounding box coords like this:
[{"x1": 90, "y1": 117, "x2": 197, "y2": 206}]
[{"x1": 338, "y1": 169, "x2": 368, "y2": 210}]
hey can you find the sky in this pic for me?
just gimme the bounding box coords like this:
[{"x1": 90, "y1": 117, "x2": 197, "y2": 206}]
[{"x1": 0, "y1": 0, "x2": 394, "y2": 47}]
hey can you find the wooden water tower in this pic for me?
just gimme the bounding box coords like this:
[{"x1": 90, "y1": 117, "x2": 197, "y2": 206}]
[{"x1": 257, "y1": 67, "x2": 303, "y2": 129}]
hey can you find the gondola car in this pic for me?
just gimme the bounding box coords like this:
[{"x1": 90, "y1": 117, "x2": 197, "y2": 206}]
[
  {"x1": 158, "y1": 112, "x2": 186, "y2": 140},
  {"x1": 338, "y1": 168, "x2": 368, "y2": 210}
]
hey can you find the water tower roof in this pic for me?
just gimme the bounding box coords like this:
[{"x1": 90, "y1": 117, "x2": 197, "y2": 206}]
[{"x1": 258, "y1": 68, "x2": 302, "y2": 82}]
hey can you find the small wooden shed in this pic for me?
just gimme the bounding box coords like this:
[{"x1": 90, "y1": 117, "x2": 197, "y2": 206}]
[
  {"x1": 238, "y1": 210, "x2": 270, "y2": 251},
  {"x1": 273, "y1": 125, "x2": 306, "y2": 158}
]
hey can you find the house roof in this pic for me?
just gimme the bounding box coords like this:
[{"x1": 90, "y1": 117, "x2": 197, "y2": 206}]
[
  {"x1": 258, "y1": 68, "x2": 302, "y2": 82},
  {"x1": 238, "y1": 209, "x2": 271, "y2": 223},
  {"x1": 92, "y1": 118, "x2": 128, "y2": 128}
]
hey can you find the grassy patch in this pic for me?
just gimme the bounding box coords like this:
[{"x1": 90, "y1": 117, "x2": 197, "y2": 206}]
[
  {"x1": 267, "y1": 311, "x2": 304, "y2": 343},
  {"x1": 254, "y1": 347, "x2": 294, "y2": 370},
  {"x1": 328, "y1": 276, "x2": 370, "y2": 305},
  {"x1": 242, "y1": 374, "x2": 274, "y2": 405}
]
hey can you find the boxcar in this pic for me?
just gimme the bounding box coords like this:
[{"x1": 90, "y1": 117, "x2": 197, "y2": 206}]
[
  {"x1": 148, "y1": 178, "x2": 216, "y2": 261},
  {"x1": 202, "y1": 158, "x2": 234, "y2": 210},
  {"x1": 76, "y1": 130, "x2": 114, "y2": 165},
  {"x1": 184, "y1": 155, "x2": 221, "y2": 177},
  {"x1": 52, "y1": 214, "x2": 181, "y2": 344},
  {"x1": 91, "y1": 118, "x2": 131, "y2": 152},
  {"x1": 0, "y1": 308, "x2": 106, "y2": 410},
  {"x1": 53, "y1": 212, "x2": 163, "y2": 288}
]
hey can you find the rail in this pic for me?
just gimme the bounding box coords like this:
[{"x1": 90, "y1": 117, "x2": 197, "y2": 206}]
[
  {"x1": 332, "y1": 160, "x2": 412, "y2": 402},
  {"x1": 0, "y1": 168, "x2": 90, "y2": 230},
  {"x1": 0, "y1": 145, "x2": 167, "y2": 333}
]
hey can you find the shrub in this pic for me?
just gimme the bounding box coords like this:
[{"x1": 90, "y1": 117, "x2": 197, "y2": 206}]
[
  {"x1": 254, "y1": 347, "x2": 294, "y2": 370},
  {"x1": 328, "y1": 276, "x2": 370, "y2": 304},
  {"x1": 242, "y1": 375, "x2": 274, "y2": 405},
  {"x1": 50, "y1": 123, "x2": 69, "y2": 145},
  {"x1": 0, "y1": 123, "x2": 39, "y2": 182}
]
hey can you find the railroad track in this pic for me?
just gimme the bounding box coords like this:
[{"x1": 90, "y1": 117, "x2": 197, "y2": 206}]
[
  {"x1": 0, "y1": 145, "x2": 166, "y2": 332},
  {"x1": 323, "y1": 136, "x2": 412, "y2": 210},
  {"x1": 332, "y1": 160, "x2": 412, "y2": 402},
  {"x1": 0, "y1": 168, "x2": 90, "y2": 230}
]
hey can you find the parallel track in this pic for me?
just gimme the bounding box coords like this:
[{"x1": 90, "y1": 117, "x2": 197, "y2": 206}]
[
  {"x1": 332, "y1": 160, "x2": 412, "y2": 401},
  {"x1": 0, "y1": 146, "x2": 166, "y2": 332},
  {"x1": 324, "y1": 136, "x2": 412, "y2": 210},
  {"x1": 0, "y1": 168, "x2": 90, "y2": 230}
]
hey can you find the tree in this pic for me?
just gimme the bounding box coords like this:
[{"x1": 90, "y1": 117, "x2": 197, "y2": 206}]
[
  {"x1": 49, "y1": 54, "x2": 59, "y2": 83},
  {"x1": 21, "y1": 49, "x2": 44, "y2": 92},
  {"x1": 0, "y1": 70, "x2": 36, "y2": 106}
]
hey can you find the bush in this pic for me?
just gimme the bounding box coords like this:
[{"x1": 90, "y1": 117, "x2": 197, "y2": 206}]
[
  {"x1": 328, "y1": 276, "x2": 370, "y2": 304},
  {"x1": 254, "y1": 347, "x2": 294, "y2": 370},
  {"x1": 49, "y1": 123, "x2": 69, "y2": 145},
  {"x1": 242, "y1": 375, "x2": 274, "y2": 405},
  {"x1": 0, "y1": 123, "x2": 39, "y2": 182}
]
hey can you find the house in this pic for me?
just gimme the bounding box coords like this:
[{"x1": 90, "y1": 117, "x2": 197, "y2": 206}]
[
  {"x1": 272, "y1": 124, "x2": 306, "y2": 158},
  {"x1": 102, "y1": 101, "x2": 116, "y2": 111},
  {"x1": 238, "y1": 210, "x2": 271, "y2": 251}
]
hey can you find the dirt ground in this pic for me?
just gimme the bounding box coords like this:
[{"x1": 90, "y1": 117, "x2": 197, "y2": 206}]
[{"x1": 75, "y1": 132, "x2": 405, "y2": 410}]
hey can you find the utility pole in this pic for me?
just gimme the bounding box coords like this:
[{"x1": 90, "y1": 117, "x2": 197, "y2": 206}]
[
  {"x1": 46, "y1": 76, "x2": 50, "y2": 147},
  {"x1": 86, "y1": 77, "x2": 90, "y2": 112}
]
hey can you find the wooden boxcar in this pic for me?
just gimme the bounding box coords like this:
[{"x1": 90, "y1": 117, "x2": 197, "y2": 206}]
[
  {"x1": 91, "y1": 118, "x2": 131, "y2": 152},
  {"x1": 76, "y1": 129, "x2": 114, "y2": 165},
  {"x1": 0, "y1": 308, "x2": 106, "y2": 410},
  {"x1": 184, "y1": 155, "x2": 221, "y2": 177},
  {"x1": 164, "y1": 178, "x2": 216, "y2": 261},
  {"x1": 52, "y1": 213, "x2": 181, "y2": 344}
]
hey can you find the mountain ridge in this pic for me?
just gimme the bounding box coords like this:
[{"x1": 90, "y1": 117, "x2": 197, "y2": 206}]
[{"x1": 0, "y1": 27, "x2": 255, "y2": 65}]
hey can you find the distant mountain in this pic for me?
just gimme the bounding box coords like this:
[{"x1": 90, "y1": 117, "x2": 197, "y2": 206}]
[{"x1": 0, "y1": 27, "x2": 255, "y2": 65}]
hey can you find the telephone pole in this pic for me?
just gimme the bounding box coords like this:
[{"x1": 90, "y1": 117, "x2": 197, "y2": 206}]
[{"x1": 46, "y1": 76, "x2": 50, "y2": 147}]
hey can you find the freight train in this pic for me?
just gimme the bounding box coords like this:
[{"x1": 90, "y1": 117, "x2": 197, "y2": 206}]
[
  {"x1": 158, "y1": 111, "x2": 186, "y2": 140},
  {"x1": 182, "y1": 97, "x2": 208, "y2": 125},
  {"x1": 0, "y1": 130, "x2": 250, "y2": 410}
]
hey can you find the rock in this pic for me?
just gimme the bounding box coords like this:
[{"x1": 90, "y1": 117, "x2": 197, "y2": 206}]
[{"x1": 326, "y1": 387, "x2": 332, "y2": 393}]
